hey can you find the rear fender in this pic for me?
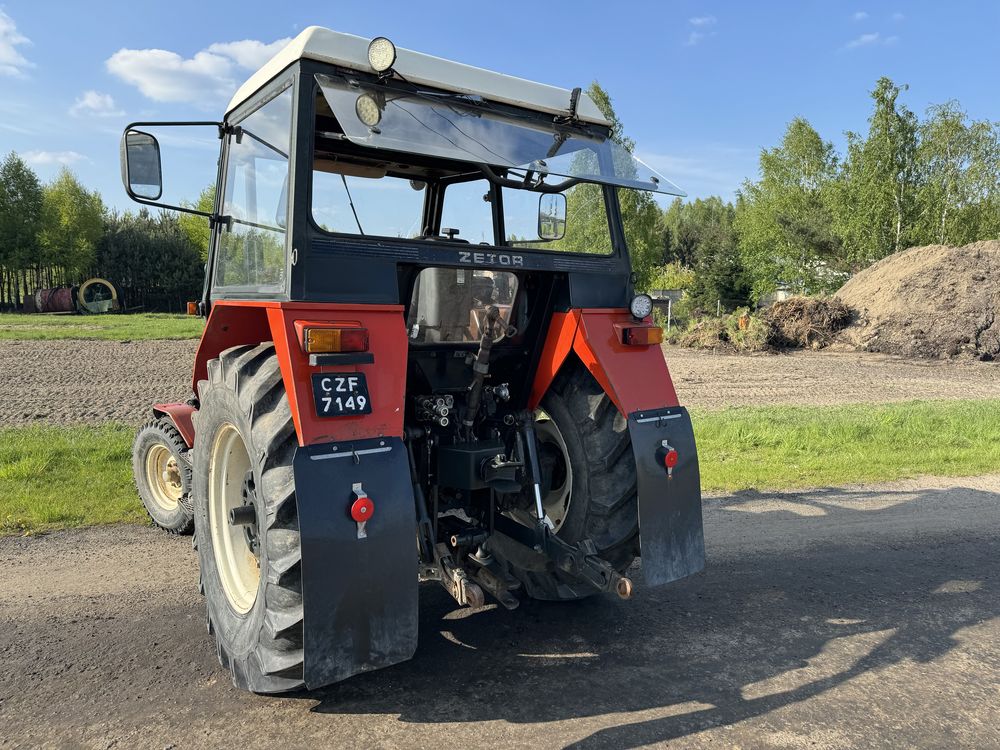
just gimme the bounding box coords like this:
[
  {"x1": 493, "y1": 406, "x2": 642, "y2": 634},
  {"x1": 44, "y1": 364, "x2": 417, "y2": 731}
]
[
  {"x1": 528, "y1": 309, "x2": 680, "y2": 413},
  {"x1": 528, "y1": 308, "x2": 703, "y2": 585},
  {"x1": 151, "y1": 403, "x2": 196, "y2": 448},
  {"x1": 194, "y1": 301, "x2": 408, "y2": 446}
]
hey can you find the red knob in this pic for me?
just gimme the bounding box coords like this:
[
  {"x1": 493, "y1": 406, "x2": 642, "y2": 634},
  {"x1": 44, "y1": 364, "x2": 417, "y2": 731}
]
[
  {"x1": 663, "y1": 449, "x2": 679, "y2": 469},
  {"x1": 350, "y1": 496, "x2": 374, "y2": 523}
]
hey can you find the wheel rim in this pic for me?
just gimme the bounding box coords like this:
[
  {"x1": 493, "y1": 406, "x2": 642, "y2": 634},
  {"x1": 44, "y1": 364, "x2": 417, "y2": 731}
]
[
  {"x1": 208, "y1": 423, "x2": 260, "y2": 615},
  {"x1": 534, "y1": 410, "x2": 573, "y2": 533},
  {"x1": 145, "y1": 444, "x2": 183, "y2": 511}
]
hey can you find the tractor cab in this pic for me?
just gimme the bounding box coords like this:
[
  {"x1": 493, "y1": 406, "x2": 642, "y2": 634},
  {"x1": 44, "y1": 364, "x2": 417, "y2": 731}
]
[{"x1": 122, "y1": 27, "x2": 705, "y2": 695}]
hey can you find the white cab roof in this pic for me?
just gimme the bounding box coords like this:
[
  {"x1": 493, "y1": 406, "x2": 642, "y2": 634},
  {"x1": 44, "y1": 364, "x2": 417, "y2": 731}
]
[{"x1": 226, "y1": 26, "x2": 610, "y2": 126}]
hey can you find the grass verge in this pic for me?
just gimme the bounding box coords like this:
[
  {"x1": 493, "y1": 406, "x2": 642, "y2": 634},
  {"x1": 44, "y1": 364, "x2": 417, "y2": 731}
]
[
  {"x1": 0, "y1": 312, "x2": 203, "y2": 341},
  {"x1": 2, "y1": 399, "x2": 999, "y2": 534},
  {"x1": 0, "y1": 425, "x2": 144, "y2": 534},
  {"x1": 695, "y1": 399, "x2": 1000, "y2": 492}
]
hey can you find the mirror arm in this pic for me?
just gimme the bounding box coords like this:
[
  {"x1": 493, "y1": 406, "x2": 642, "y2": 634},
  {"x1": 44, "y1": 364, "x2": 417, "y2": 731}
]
[{"x1": 124, "y1": 192, "x2": 217, "y2": 220}]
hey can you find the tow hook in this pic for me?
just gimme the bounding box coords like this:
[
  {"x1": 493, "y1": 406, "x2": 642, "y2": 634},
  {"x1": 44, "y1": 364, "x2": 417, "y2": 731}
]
[
  {"x1": 550, "y1": 535, "x2": 633, "y2": 600},
  {"x1": 434, "y1": 543, "x2": 485, "y2": 608}
]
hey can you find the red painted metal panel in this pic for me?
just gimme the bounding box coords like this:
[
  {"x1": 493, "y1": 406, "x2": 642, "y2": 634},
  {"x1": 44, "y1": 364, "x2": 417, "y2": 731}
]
[
  {"x1": 152, "y1": 402, "x2": 197, "y2": 448},
  {"x1": 527, "y1": 308, "x2": 679, "y2": 415},
  {"x1": 191, "y1": 301, "x2": 407, "y2": 447},
  {"x1": 527, "y1": 311, "x2": 580, "y2": 410},
  {"x1": 266, "y1": 305, "x2": 408, "y2": 446},
  {"x1": 191, "y1": 302, "x2": 269, "y2": 392},
  {"x1": 574, "y1": 310, "x2": 679, "y2": 414}
]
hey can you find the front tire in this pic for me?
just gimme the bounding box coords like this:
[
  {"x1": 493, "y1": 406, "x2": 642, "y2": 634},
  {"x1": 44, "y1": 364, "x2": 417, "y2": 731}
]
[
  {"x1": 192, "y1": 343, "x2": 304, "y2": 693},
  {"x1": 497, "y1": 360, "x2": 640, "y2": 600},
  {"x1": 132, "y1": 417, "x2": 194, "y2": 534}
]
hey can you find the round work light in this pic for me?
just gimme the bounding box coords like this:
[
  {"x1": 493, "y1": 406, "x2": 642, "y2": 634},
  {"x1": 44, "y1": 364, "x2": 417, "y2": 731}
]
[
  {"x1": 629, "y1": 293, "x2": 654, "y2": 320},
  {"x1": 355, "y1": 93, "x2": 383, "y2": 127},
  {"x1": 367, "y1": 36, "x2": 397, "y2": 73}
]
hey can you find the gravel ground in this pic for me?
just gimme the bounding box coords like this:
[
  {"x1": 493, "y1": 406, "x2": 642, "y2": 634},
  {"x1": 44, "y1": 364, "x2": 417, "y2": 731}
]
[
  {"x1": 1, "y1": 474, "x2": 998, "y2": 749},
  {"x1": 1, "y1": 340, "x2": 997, "y2": 427}
]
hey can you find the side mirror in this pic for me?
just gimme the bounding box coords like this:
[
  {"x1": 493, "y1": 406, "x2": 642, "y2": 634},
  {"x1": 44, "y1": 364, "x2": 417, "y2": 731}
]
[
  {"x1": 537, "y1": 193, "x2": 567, "y2": 240},
  {"x1": 121, "y1": 130, "x2": 163, "y2": 201}
]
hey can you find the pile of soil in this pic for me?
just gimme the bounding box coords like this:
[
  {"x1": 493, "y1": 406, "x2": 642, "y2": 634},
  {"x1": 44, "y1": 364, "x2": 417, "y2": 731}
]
[
  {"x1": 762, "y1": 296, "x2": 853, "y2": 349},
  {"x1": 836, "y1": 240, "x2": 1000, "y2": 360}
]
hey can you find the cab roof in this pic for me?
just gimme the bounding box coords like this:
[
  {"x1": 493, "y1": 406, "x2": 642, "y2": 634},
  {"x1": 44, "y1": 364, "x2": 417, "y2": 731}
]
[{"x1": 226, "y1": 26, "x2": 610, "y2": 126}]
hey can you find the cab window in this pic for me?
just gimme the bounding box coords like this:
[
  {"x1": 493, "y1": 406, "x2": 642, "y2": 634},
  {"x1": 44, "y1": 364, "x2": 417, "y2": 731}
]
[{"x1": 214, "y1": 86, "x2": 293, "y2": 293}]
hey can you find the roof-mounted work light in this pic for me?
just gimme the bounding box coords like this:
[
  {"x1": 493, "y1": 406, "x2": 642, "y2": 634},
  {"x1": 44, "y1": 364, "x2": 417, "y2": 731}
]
[
  {"x1": 367, "y1": 36, "x2": 397, "y2": 73},
  {"x1": 355, "y1": 93, "x2": 383, "y2": 127}
]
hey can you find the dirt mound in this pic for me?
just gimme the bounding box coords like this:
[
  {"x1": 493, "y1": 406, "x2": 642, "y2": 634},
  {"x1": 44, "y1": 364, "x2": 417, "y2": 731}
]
[
  {"x1": 836, "y1": 241, "x2": 1000, "y2": 360},
  {"x1": 762, "y1": 296, "x2": 852, "y2": 349}
]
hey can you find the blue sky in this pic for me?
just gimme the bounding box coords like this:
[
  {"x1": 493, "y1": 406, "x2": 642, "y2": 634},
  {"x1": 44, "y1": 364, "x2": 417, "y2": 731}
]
[{"x1": 2, "y1": 1, "x2": 998, "y2": 212}]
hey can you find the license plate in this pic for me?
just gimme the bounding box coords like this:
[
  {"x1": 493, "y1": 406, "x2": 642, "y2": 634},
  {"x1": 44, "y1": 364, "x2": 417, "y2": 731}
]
[{"x1": 312, "y1": 373, "x2": 372, "y2": 417}]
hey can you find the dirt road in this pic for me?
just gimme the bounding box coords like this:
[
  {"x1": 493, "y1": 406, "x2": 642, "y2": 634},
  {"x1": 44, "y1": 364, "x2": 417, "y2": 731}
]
[
  {"x1": 2, "y1": 474, "x2": 998, "y2": 749},
  {"x1": 1, "y1": 340, "x2": 997, "y2": 426}
]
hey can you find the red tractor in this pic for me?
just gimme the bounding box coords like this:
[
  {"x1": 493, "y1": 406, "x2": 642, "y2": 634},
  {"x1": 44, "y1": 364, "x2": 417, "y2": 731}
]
[{"x1": 124, "y1": 27, "x2": 703, "y2": 693}]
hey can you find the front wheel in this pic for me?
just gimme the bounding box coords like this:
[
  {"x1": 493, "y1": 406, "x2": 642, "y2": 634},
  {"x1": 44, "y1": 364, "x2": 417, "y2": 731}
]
[
  {"x1": 192, "y1": 343, "x2": 304, "y2": 693},
  {"x1": 132, "y1": 417, "x2": 193, "y2": 534},
  {"x1": 495, "y1": 360, "x2": 640, "y2": 600}
]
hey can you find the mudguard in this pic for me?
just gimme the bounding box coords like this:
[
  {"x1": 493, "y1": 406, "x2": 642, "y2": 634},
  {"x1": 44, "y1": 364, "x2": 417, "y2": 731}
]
[
  {"x1": 628, "y1": 406, "x2": 705, "y2": 586},
  {"x1": 293, "y1": 435, "x2": 418, "y2": 689}
]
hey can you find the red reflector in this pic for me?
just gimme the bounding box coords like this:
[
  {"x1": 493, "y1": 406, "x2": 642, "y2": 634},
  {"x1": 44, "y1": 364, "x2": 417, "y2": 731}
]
[
  {"x1": 350, "y1": 496, "x2": 374, "y2": 522},
  {"x1": 663, "y1": 449, "x2": 679, "y2": 469},
  {"x1": 623, "y1": 326, "x2": 664, "y2": 346},
  {"x1": 338, "y1": 328, "x2": 369, "y2": 353}
]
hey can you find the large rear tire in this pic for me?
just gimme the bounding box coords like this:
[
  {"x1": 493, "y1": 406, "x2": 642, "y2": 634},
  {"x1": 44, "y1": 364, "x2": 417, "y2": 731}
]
[
  {"x1": 192, "y1": 343, "x2": 304, "y2": 693},
  {"x1": 497, "y1": 360, "x2": 640, "y2": 600},
  {"x1": 132, "y1": 417, "x2": 194, "y2": 535}
]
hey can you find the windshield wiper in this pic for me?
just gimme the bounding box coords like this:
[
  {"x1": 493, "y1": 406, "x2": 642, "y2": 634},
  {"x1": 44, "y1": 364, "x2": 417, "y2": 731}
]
[{"x1": 340, "y1": 175, "x2": 364, "y2": 235}]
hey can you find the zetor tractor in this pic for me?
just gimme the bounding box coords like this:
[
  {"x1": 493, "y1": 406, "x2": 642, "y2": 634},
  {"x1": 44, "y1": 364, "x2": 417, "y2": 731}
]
[{"x1": 123, "y1": 27, "x2": 704, "y2": 693}]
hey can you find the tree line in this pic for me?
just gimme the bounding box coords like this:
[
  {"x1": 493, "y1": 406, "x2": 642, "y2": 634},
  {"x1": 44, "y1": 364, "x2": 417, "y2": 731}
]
[
  {"x1": 2, "y1": 76, "x2": 997, "y2": 315},
  {"x1": 0, "y1": 154, "x2": 204, "y2": 312},
  {"x1": 623, "y1": 77, "x2": 1000, "y2": 313}
]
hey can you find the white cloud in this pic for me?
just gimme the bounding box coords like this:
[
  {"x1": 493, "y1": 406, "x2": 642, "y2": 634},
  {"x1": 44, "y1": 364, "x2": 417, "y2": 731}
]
[
  {"x1": 70, "y1": 90, "x2": 124, "y2": 118},
  {"x1": 852, "y1": 11, "x2": 869, "y2": 21},
  {"x1": 892, "y1": 11, "x2": 905, "y2": 21},
  {"x1": 686, "y1": 31, "x2": 706, "y2": 46},
  {"x1": 22, "y1": 150, "x2": 88, "y2": 166},
  {"x1": 689, "y1": 15, "x2": 716, "y2": 26},
  {"x1": 843, "y1": 31, "x2": 898, "y2": 50},
  {"x1": 106, "y1": 36, "x2": 290, "y2": 105},
  {"x1": 206, "y1": 38, "x2": 291, "y2": 70},
  {"x1": 0, "y1": 10, "x2": 33, "y2": 77}
]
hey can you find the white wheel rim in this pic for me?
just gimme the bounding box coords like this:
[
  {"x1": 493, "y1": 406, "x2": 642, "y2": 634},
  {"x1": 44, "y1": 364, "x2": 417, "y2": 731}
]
[
  {"x1": 208, "y1": 423, "x2": 260, "y2": 615},
  {"x1": 145, "y1": 444, "x2": 182, "y2": 511},
  {"x1": 534, "y1": 411, "x2": 573, "y2": 533}
]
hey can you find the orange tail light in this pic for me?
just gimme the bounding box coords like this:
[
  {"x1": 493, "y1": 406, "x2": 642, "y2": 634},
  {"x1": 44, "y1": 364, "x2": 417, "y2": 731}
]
[
  {"x1": 622, "y1": 325, "x2": 664, "y2": 346},
  {"x1": 302, "y1": 326, "x2": 370, "y2": 353}
]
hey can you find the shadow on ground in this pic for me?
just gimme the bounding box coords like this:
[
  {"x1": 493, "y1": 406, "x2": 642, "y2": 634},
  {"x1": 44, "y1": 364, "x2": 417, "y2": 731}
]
[{"x1": 300, "y1": 483, "x2": 1000, "y2": 748}]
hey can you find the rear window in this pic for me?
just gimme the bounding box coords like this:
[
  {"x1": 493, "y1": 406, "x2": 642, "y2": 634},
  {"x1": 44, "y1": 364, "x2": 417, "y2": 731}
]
[{"x1": 312, "y1": 170, "x2": 425, "y2": 238}]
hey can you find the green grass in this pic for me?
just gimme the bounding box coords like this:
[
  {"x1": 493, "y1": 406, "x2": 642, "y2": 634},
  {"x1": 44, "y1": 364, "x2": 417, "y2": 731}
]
[
  {"x1": 693, "y1": 399, "x2": 1000, "y2": 492},
  {"x1": 2, "y1": 399, "x2": 1000, "y2": 535},
  {"x1": 0, "y1": 312, "x2": 203, "y2": 340},
  {"x1": 0, "y1": 424, "x2": 144, "y2": 535}
]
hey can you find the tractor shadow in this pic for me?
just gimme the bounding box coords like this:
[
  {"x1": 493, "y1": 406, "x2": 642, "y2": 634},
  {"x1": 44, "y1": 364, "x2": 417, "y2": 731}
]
[{"x1": 306, "y1": 483, "x2": 1000, "y2": 748}]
